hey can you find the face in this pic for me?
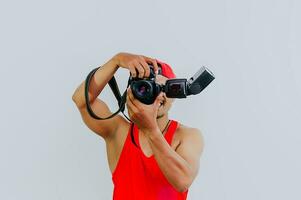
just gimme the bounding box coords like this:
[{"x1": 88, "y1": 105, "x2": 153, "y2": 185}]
[{"x1": 155, "y1": 74, "x2": 175, "y2": 119}]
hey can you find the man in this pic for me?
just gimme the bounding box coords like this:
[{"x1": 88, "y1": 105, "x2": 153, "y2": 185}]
[{"x1": 72, "y1": 52, "x2": 204, "y2": 200}]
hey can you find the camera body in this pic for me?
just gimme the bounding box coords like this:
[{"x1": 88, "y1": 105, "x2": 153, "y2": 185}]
[
  {"x1": 129, "y1": 65, "x2": 162, "y2": 104},
  {"x1": 129, "y1": 65, "x2": 215, "y2": 105}
]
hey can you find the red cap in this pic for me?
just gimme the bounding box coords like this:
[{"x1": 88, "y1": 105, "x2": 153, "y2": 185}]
[{"x1": 155, "y1": 59, "x2": 176, "y2": 79}]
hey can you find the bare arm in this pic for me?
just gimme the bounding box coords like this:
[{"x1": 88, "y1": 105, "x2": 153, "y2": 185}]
[
  {"x1": 72, "y1": 55, "x2": 122, "y2": 139},
  {"x1": 145, "y1": 127, "x2": 204, "y2": 192},
  {"x1": 124, "y1": 67, "x2": 204, "y2": 192},
  {"x1": 72, "y1": 52, "x2": 159, "y2": 140},
  {"x1": 72, "y1": 56, "x2": 119, "y2": 109}
]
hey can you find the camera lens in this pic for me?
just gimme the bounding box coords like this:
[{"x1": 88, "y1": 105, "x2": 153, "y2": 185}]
[
  {"x1": 137, "y1": 85, "x2": 150, "y2": 96},
  {"x1": 134, "y1": 81, "x2": 152, "y2": 98},
  {"x1": 130, "y1": 78, "x2": 163, "y2": 105}
]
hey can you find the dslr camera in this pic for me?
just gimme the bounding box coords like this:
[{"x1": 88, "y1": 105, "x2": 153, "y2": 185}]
[{"x1": 129, "y1": 64, "x2": 215, "y2": 105}]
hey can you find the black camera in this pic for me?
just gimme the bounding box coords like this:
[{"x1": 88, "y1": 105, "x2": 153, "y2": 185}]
[
  {"x1": 85, "y1": 63, "x2": 215, "y2": 121},
  {"x1": 129, "y1": 65, "x2": 215, "y2": 105}
]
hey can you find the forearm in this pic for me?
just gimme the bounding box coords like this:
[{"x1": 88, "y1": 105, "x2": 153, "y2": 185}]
[
  {"x1": 145, "y1": 129, "x2": 193, "y2": 192},
  {"x1": 72, "y1": 56, "x2": 119, "y2": 108}
]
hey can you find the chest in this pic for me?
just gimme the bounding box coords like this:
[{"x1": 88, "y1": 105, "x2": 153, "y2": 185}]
[
  {"x1": 138, "y1": 133, "x2": 181, "y2": 157},
  {"x1": 106, "y1": 126, "x2": 182, "y2": 173}
]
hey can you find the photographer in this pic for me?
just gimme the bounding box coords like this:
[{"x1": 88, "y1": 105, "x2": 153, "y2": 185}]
[{"x1": 72, "y1": 52, "x2": 204, "y2": 200}]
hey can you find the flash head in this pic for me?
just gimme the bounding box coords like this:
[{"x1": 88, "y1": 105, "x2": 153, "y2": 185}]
[{"x1": 164, "y1": 66, "x2": 215, "y2": 98}]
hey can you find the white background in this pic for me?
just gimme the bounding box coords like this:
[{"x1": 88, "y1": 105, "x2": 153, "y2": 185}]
[{"x1": 0, "y1": 0, "x2": 300, "y2": 199}]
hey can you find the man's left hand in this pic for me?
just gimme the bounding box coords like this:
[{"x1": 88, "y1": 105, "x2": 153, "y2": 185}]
[{"x1": 126, "y1": 87, "x2": 163, "y2": 134}]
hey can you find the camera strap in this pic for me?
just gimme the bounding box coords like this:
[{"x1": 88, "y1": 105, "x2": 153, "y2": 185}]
[
  {"x1": 85, "y1": 66, "x2": 139, "y2": 147},
  {"x1": 84, "y1": 66, "x2": 131, "y2": 121}
]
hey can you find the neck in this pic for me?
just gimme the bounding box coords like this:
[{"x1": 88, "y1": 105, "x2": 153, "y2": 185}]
[{"x1": 156, "y1": 114, "x2": 170, "y2": 134}]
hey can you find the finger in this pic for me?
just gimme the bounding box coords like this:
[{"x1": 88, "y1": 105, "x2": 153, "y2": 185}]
[
  {"x1": 126, "y1": 96, "x2": 133, "y2": 117},
  {"x1": 127, "y1": 95, "x2": 139, "y2": 114},
  {"x1": 128, "y1": 65, "x2": 137, "y2": 78},
  {"x1": 139, "y1": 58, "x2": 150, "y2": 78},
  {"x1": 127, "y1": 88, "x2": 139, "y2": 108},
  {"x1": 126, "y1": 101, "x2": 132, "y2": 117},
  {"x1": 154, "y1": 92, "x2": 164, "y2": 108},
  {"x1": 126, "y1": 89, "x2": 139, "y2": 113},
  {"x1": 134, "y1": 61, "x2": 145, "y2": 79},
  {"x1": 142, "y1": 56, "x2": 159, "y2": 75},
  {"x1": 126, "y1": 93, "x2": 133, "y2": 113}
]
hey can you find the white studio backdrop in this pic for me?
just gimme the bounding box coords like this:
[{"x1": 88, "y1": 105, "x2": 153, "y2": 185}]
[{"x1": 0, "y1": 0, "x2": 300, "y2": 199}]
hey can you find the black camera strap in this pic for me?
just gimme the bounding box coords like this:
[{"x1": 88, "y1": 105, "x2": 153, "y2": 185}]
[
  {"x1": 84, "y1": 64, "x2": 215, "y2": 149},
  {"x1": 84, "y1": 66, "x2": 131, "y2": 121},
  {"x1": 85, "y1": 66, "x2": 139, "y2": 147}
]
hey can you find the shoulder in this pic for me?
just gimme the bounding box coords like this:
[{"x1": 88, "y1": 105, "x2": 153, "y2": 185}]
[
  {"x1": 176, "y1": 122, "x2": 204, "y2": 140},
  {"x1": 174, "y1": 122, "x2": 204, "y2": 150},
  {"x1": 106, "y1": 115, "x2": 131, "y2": 143}
]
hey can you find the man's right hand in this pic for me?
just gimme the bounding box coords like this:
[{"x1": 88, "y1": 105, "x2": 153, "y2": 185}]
[{"x1": 113, "y1": 52, "x2": 159, "y2": 79}]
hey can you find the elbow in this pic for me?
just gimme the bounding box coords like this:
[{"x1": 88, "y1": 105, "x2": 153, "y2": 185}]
[
  {"x1": 177, "y1": 187, "x2": 189, "y2": 193},
  {"x1": 174, "y1": 177, "x2": 192, "y2": 193},
  {"x1": 176, "y1": 168, "x2": 195, "y2": 193},
  {"x1": 175, "y1": 184, "x2": 189, "y2": 193},
  {"x1": 72, "y1": 93, "x2": 76, "y2": 102},
  {"x1": 72, "y1": 93, "x2": 79, "y2": 105},
  {"x1": 72, "y1": 93, "x2": 84, "y2": 108},
  {"x1": 72, "y1": 93, "x2": 78, "y2": 103}
]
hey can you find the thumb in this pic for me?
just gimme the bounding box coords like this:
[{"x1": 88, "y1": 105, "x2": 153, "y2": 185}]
[{"x1": 155, "y1": 92, "x2": 164, "y2": 107}]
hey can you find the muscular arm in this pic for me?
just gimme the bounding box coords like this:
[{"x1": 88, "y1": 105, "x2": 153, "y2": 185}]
[
  {"x1": 72, "y1": 55, "x2": 121, "y2": 139},
  {"x1": 72, "y1": 56, "x2": 119, "y2": 109},
  {"x1": 145, "y1": 127, "x2": 204, "y2": 192},
  {"x1": 72, "y1": 52, "x2": 158, "y2": 140}
]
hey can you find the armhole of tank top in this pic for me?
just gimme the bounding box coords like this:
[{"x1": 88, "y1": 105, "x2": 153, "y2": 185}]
[
  {"x1": 112, "y1": 123, "x2": 132, "y2": 177},
  {"x1": 130, "y1": 123, "x2": 139, "y2": 148},
  {"x1": 165, "y1": 120, "x2": 178, "y2": 145}
]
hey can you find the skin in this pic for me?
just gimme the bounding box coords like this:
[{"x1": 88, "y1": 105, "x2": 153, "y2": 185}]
[{"x1": 72, "y1": 52, "x2": 204, "y2": 193}]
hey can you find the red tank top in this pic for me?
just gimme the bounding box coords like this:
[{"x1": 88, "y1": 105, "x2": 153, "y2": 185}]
[{"x1": 112, "y1": 119, "x2": 189, "y2": 200}]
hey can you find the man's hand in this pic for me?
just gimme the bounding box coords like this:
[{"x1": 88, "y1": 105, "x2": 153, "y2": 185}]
[
  {"x1": 126, "y1": 87, "x2": 163, "y2": 134},
  {"x1": 113, "y1": 52, "x2": 159, "y2": 78}
]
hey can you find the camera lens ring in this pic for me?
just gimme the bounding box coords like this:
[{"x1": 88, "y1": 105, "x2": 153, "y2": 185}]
[
  {"x1": 133, "y1": 80, "x2": 153, "y2": 97},
  {"x1": 130, "y1": 80, "x2": 156, "y2": 104}
]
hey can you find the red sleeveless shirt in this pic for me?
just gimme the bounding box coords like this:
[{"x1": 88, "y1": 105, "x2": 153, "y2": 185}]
[{"x1": 112, "y1": 119, "x2": 189, "y2": 200}]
